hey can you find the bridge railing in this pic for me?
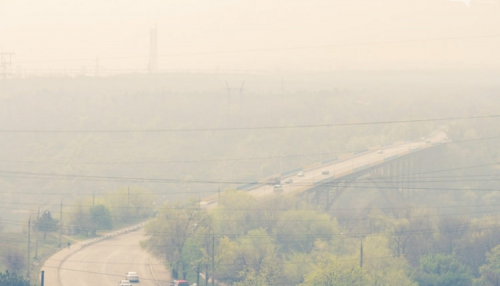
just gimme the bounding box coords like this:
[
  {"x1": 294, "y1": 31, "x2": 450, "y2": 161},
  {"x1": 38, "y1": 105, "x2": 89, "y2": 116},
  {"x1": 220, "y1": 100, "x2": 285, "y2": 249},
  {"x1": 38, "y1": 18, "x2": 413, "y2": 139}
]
[{"x1": 206, "y1": 135, "x2": 443, "y2": 201}]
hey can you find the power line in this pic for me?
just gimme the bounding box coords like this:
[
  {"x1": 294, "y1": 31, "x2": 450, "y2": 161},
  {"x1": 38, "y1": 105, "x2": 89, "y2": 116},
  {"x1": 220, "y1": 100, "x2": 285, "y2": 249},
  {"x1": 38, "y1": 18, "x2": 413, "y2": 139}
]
[
  {"x1": 14, "y1": 33, "x2": 500, "y2": 65},
  {"x1": 0, "y1": 134, "x2": 497, "y2": 168},
  {"x1": 0, "y1": 169, "x2": 499, "y2": 191},
  {"x1": 0, "y1": 114, "x2": 499, "y2": 133},
  {"x1": 2, "y1": 206, "x2": 499, "y2": 227}
]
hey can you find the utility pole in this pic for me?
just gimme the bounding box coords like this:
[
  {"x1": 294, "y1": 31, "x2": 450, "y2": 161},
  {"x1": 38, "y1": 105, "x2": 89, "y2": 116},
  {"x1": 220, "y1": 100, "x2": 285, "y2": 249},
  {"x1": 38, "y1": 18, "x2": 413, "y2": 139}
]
[
  {"x1": 35, "y1": 208, "x2": 40, "y2": 258},
  {"x1": 127, "y1": 185, "x2": 130, "y2": 221},
  {"x1": 211, "y1": 234, "x2": 215, "y2": 286},
  {"x1": 59, "y1": 199, "x2": 63, "y2": 248},
  {"x1": 360, "y1": 239, "x2": 363, "y2": 268},
  {"x1": 40, "y1": 270, "x2": 45, "y2": 286},
  {"x1": 27, "y1": 215, "x2": 31, "y2": 278}
]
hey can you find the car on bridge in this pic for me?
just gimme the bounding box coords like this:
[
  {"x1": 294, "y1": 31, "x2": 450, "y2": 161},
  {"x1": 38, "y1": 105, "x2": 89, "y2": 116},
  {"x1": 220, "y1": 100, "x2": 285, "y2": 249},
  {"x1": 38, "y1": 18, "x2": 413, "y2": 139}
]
[
  {"x1": 119, "y1": 280, "x2": 132, "y2": 286},
  {"x1": 298, "y1": 171, "x2": 304, "y2": 177},
  {"x1": 264, "y1": 176, "x2": 281, "y2": 185},
  {"x1": 126, "y1": 272, "x2": 139, "y2": 282},
  {"x1": 322, "y1": 170, "x2": 330, "y2": 175},
  {"x1": 273, "y1": 184, "x2": 283, "y2": 192}
]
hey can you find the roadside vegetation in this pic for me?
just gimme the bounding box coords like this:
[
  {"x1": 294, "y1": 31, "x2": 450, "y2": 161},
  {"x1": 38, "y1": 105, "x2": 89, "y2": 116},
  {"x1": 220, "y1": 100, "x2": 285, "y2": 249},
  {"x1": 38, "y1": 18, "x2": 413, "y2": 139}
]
[
  {"x1": 0, "y1": 187, "x2": 156, "y2": 283},
  {"x1": 142, "y1": 188, "x2": 500, "y2": 286}
]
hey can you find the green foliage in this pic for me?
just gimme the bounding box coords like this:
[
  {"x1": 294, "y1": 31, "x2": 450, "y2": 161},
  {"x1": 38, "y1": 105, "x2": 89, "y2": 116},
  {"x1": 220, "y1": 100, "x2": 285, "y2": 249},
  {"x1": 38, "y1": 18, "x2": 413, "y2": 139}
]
[
  {"x1": 416, "y1": 254, "x2": 472, "y2": 286},
  {"x1": 180, "y1": 237, "x2": 204, "y2": 282},
  {"x1": 104, "y1": 186, "x2": 156, "y2": 223},
  {"x1": 301, "y1": 257, "x2": 365, "y2": 286},
  {"x1": 70, "y1": 202, "x2": 92, "y2": 236},
  {"x1": 68, "y1": 188, "x2": 156, "y2": 236},
  {"x1": 218, "y1": 228, "x2": 281, "y2": 285},
  {"x1": 275, "y1": 209, "x2": 338, "y2": 253},
  {"x1": 438, "y1": 217, "x2": 469, "y2": 254},
  {"x1": 460, "y1": 216, "x2": 500, "y2": 276},
  {"x1": 139, "y1": 190, "x2": 500, "y2": 285},
  {"x1": 141, "y1": 203, "x2": 204, "y2": 279},
  {"x1": 476, "y1": 244, "x2": 500, "y2": 286},
  {"x1": 362, "y1": 236, "x2": 417, "y2": 286},
  {"x1": 34, "y1": 211, "x2": 58, "y2": 240},
  {"x1": 90, "y1": 204, "x2": 113, "y2": 235},
  {"x1": 302, "y1": 241, "x2": 367, "y2": 286},
  {"x1": 281, "y1": 252, "x2": 313, "y2": 285},
  {"x1": 211, "y1": 190, "x2": 259, "y2": 239},
  {"x1": 0, "y1": 271, "x2": 31, "y2": 286}
]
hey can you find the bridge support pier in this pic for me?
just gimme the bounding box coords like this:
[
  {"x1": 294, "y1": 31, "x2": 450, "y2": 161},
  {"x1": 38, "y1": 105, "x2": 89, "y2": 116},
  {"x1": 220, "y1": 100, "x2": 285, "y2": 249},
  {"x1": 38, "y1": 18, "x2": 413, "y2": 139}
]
[{"x1": 305, "y1": 143, "x2": 447, "y2": 212}]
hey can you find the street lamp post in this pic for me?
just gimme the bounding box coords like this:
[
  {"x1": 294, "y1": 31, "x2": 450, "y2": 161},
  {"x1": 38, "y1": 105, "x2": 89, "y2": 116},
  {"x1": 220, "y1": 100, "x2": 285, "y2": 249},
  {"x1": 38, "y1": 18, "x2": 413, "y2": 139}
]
[
  {"x1": 34, "y1": 208, "x2": 40, "y2": 259},
  {"x1": 127, "y1": 185, "x2": 131, "y2": 221},
  {"x1": 59, "y1": 196, "x2": 68, "y2": 248}
]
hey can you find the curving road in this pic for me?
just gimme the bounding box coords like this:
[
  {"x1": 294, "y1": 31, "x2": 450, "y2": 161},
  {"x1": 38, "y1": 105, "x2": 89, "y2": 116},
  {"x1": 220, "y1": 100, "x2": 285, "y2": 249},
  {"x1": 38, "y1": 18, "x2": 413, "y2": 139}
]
[{"x1": 44, "y1": 230, "x2": 170, "y2": 286}]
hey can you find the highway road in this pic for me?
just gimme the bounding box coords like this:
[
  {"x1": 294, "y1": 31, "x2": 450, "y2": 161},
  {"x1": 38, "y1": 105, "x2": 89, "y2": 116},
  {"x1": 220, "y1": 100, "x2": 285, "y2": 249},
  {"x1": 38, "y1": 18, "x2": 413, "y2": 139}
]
[
  {"x1": 246, "y1": 131, "x2": 448, "y2": 198},
  {"x1": 45, "y1": 230, "x2": 170, "y2": 286}
]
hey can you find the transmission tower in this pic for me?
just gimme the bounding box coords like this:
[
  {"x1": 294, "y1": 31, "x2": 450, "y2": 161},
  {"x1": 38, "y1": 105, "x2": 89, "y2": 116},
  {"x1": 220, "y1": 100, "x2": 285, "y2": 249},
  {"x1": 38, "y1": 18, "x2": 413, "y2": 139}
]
[
  {"x1": 148, "y1": 26, "x2": 158, "y2": 74},
  {"x1": 0, "y1": 52, "x2": 14, "y2": 80}
]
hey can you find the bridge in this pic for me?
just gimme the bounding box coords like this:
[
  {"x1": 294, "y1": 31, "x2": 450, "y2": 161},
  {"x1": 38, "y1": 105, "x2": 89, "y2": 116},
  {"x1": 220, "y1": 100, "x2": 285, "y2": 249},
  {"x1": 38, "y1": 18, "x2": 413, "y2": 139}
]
[{"x1": 202, "y1": 131, "x2": 449, "y2": 210}]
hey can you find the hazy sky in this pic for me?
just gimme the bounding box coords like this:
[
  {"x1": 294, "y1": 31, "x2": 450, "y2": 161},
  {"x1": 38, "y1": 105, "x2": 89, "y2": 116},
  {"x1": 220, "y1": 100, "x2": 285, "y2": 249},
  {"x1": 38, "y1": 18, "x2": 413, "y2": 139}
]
[{"x1": 1, "y1": 0, "x2": 500, "y2": 72}]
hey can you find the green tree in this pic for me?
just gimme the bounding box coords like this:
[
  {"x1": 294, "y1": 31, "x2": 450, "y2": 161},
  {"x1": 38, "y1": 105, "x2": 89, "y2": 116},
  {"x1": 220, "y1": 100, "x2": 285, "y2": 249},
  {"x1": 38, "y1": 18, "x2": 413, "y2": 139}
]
[
  {"x1": 282, "y1": 252, "x2": 313, "y2": 285},
  {"x1": 301, "y1": 241, "x2": 367, "y2": 286},
  {"x1": 476, "y1": 244, "x2": 500, "y2": 286},
  {"x1": 34, "y1": 211, "x2": 58, "y2": 240},
  {"x1": 211, "y1": 190, "x2": 260, "y2": 239},
  {"x1": 415, "y1": 254, "x2": 472, "y2": 286},
  {"x1": 180, "y1": 237, "x2": 204, "y2": 285},
  {"x1": 439, "y1": 217, "x2": 469, "y2": 254},
  {"x1": 362, "y1": 235, "x2": 417, "y2": 286},
  {"x1": 90, "y1": 204, "x2": 112, "y2": 235},
  {"x1": 0, "y1": 271, "x2": 31, "y2": 286},
  {"x1": 460, "y1": 216, "x2": 500, "y2": 276},
  {"x1": 275, "y1": 209, "x2": 338, "y2": 253},
  {"x1": 255, "y1": 194, "x2": 300, "y2": 234},
  {"x1": 402, "y1": 214, "x2": 435, "y2": 266},
  {"x1": 218, "y1": 228, "x2": 281, "y2": 285},
  {"x1": 141, "y1": 202, "x2": 204, "y2": 280},
  {"x1": 105, "y1": 186, "x2": 156, "y2": 223},
  {"x1": 70, "y1": 201, "x2": 92, "y2": 236},
  {"x1": 390, "y1": 218, "x2": 411, "y2": 257}
]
